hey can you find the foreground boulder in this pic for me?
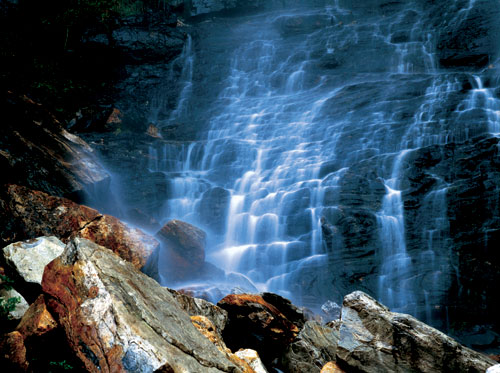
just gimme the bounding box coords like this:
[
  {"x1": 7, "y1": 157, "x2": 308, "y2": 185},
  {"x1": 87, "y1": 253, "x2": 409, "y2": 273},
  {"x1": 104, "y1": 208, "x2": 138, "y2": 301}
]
[
  {"x1": 0, "y1": 185, "x2": 158, "y2": 269},
  {"x1": 218, "y1": 293, "x2": 301, "y2": 365},
  {"x1": 336, "y1": 291, "x2": 497, "y2": 373},
  {"x1": 42, "y1": 237, "x2": 242, "y2": 372}
]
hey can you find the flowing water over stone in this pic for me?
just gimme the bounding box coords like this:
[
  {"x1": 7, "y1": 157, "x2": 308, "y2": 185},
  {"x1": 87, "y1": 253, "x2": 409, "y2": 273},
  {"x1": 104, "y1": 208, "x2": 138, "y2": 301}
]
[{"x1": 92, "y1": 0, "x2": 500, "y2": 341}]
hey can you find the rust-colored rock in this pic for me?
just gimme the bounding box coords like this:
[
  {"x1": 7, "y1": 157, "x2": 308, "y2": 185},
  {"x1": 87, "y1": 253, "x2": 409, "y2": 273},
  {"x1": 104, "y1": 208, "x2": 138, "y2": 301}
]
[
  {"x1": 0, "y1": 184, "x2": 158, "y2": 269},
  {"x1": 106, "y1": 108, "x2": 123, "y2": 126},
  {"x1": 218, "y1": 293, "x2": 300, "y2": 365},
  {"x1": 16, "y1": 295, "x2": 57, "y2": 339},
  {"x1": 320, "y1": 362, "x2": 345, "y2": 373},
  {"x1": 42, "y1": 237, "x2": 241, "y2": 373},
  {"x1": 155, "y1": 220, "x2": 206, "y2": 281},
  {"x1": 0, "y1": 331, "x2": 29, "y2": 372}
]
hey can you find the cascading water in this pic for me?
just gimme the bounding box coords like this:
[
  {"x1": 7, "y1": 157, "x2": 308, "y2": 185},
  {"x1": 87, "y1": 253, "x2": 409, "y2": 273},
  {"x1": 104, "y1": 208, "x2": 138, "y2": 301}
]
[{"x1": 116, "y1": 0, "x2": 500, "y2": 328}]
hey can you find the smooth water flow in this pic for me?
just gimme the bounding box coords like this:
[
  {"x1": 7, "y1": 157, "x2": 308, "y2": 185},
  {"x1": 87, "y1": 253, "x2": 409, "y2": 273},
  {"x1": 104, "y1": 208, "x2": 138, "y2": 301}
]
[{"x1": 138, "y1": 0, "x2": 500, "y2": 319}]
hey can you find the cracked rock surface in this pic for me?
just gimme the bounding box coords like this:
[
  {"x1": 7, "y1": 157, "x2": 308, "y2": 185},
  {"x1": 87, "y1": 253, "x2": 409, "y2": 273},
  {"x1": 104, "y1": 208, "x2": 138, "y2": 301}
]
[{"x1": 42, "y1": 237, "x2": 243, "y2": 373}]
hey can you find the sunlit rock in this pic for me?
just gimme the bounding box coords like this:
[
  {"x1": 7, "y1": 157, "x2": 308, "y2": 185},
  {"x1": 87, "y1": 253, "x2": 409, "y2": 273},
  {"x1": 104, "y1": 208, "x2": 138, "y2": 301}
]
[
  {"x1": 235, "y1": 349, "x2": 268, "y2": 373},
  {"x1": 15, "y1": 295, "x2": 58, "y2": 339},
  {"x1": 2, "y1": 237, "x2": 65, "y2": 286},
  {"x1": 42, "y1": 237, "x2": 242, "y2": 372},
  {"x1": 336, "y1": 291, "x2": 497, "y2": 373}
]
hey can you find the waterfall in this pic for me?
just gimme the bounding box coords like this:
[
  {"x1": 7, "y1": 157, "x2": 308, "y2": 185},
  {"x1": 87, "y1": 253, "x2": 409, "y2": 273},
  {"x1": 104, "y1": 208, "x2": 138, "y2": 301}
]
[{"x1": 129, "y1": 0, "x2": 500, "y2": 319}]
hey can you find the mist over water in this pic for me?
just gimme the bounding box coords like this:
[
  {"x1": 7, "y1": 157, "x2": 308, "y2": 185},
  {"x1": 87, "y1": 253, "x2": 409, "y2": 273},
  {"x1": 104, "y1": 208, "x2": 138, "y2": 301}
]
[{"x1": 98, "y1": 0, "x2": 500, "y2": 332}]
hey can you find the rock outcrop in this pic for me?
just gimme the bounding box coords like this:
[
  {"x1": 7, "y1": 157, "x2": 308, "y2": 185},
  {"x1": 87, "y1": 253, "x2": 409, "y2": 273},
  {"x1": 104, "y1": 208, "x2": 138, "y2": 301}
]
[
  {"x1": 0, "y1": 185, "x2": 158, "y2": 269},
  {"x1": 0, "y1": 91, "x2": 109, "y2": 199},
  {"x1": 336, "y1": 291, "x2": 497, "y2": 373},
  {"x1": 42, "y1": 237, "x2": 243, "y2": 372}
]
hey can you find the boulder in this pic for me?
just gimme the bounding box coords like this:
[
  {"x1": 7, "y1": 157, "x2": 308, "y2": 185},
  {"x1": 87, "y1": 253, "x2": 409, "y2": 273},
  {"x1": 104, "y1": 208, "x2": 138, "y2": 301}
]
[
  {"x1": 155, "y1": 220, "x2": 206, "y2": 282},
  {"x1": 15, "y1": 295, "x2": 57, "y2": 340},
  {"x1": 488, "y1": 365, "x2": 500, "y2": 373},
  {"x1": 281, "y1": 321, "x2": 339, "y2": 373},
  {"x1": 0, "y1": 185, "x2": 158, "y2": 270},
  {"x1": 217, "y1": 293, "x2": 300, "y2": 365},
  {"x1": 234, "y1": 349, "x2": 268, "y2": 373},
  {"x1": 336, "y1": 291, "x2": 497, "y2": 373},
  {"x1": 0, "y1": 91, "x2": 109, "y2": 200},
  {"x1": 2, "y1": 237, "x2": 65, "y2": 286},
  {"x1": 42, "y1": 237, "x2": 242, "y2": 372},
  {"x1": 0, "y1": 331, "x2": 29, "y2": 372}
]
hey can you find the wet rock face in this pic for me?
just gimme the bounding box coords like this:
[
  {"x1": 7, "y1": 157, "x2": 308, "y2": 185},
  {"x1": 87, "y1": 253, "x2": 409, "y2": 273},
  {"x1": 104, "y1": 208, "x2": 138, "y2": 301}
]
[
  {"x1": 199, "y1": 187, "x2": 231, "y2": 234},
  {"x1": 435, "y1": 0, "x2": 500, "y2": 69},
  {"x1": 0, "y1": 91, "x2": 109, "y2": 200},
  {"x1": 0, "y1": 185, "x2": 158, "y2": 270},
  {"x1": 336, "y1": 291, "x2": 497, "y2": 373},
  {"x1": 42, "y1": 237, "x2": 241, "y2": 373}
]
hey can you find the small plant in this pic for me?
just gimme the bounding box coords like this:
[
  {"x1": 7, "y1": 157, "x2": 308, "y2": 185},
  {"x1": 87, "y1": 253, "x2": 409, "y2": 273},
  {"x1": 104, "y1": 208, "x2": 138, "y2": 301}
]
[
  {"x1": 0, "y1": 274, "x2": 21, "y2": 321},
  {"x1": 49, "y1": 360, "x2": 74, "y2": 371}
]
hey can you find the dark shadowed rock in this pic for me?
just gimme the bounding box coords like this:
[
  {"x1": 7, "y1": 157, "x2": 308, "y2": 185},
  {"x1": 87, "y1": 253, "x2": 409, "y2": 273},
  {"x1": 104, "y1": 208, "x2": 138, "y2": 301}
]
[
  {"x1": 336, "y1": 291, "x2": 497, "y2": 373},
  {"x1": 42, "y1": 237, "x2": 243, "y2": 373},
  {"x1": 0, "y1": 331, "x2": 29, "y2": 372},
  {"x1": 261, "y1": 292, "x2": 308, "y2": 329},
  {"x1": 0, "y1": 91, "x2": 109, "y2": 200},
  {"x1": 217, "y1": 293, "x2": 300, "y2": 365}
]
